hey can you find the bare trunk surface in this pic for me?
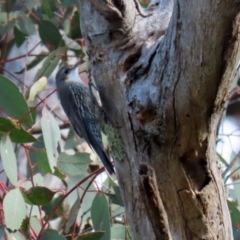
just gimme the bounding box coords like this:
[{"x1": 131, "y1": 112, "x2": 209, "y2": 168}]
[{"x1": 79, "y1": 0, "x2": 240, "y2": 239}]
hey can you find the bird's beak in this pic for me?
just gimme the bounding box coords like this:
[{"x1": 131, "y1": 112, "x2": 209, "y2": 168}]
[{"x1": 71, "y1": 59, "x2": 84, "y2": 71}]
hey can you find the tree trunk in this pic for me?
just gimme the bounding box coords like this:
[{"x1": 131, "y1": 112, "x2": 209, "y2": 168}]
[{"x1": 79, "y1": 0, "x2": 240, "y2": 239}]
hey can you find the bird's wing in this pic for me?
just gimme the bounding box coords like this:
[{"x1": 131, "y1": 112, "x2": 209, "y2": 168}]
[
  {"x1": 67, "y1": 85, "x2": 99, "y2": 150},
  {"x1": 63, "y1": 84, "x2": 114, "y2": 175}
]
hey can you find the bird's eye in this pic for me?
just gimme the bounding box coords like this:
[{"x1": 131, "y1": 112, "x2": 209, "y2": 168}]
[{"x1": 64, "y1": 68, "x2": 70, "y2": 74}]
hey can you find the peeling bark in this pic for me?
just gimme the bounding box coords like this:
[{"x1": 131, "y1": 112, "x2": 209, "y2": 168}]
[{"x1": 79, "y1": 0, "x2": 240, "y2": 239}]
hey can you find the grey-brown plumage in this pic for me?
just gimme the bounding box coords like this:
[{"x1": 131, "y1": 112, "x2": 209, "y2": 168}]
[{"x1": 55, "y1": 62, "x2": 114, "y2": 175}]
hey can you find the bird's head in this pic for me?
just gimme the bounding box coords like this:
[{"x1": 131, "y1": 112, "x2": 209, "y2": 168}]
[{"x1": 56, "y1": 60, "x2": 83, "y2": 88}]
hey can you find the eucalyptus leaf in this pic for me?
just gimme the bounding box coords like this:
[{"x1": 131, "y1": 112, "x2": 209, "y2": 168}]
[
  {"x1": 21, "y1": 173, "x2": 45, "y2": 190},
  {"x1": 63, "y1": 35, "x2": 81, "y2": 50},
  {"x1": 91, "y1": 193, "x2": 110, "y2": 240},
  {"x1": 3, "y1": 189, "x2": 26, "y2": 231},
  {"x1": 40, "y1": 229, "x2": 66, "y2": 240},
  {"x1": 0, "y1": 117, "x2": 18, "y2": 132},
  {"x1": 5, "y1": 229, "x2": 25, "y2": 240},
  {"x1": 10, "y1": 128, "x2": 37, "y2": 143},
  {"x1": 69, "y1": 11, "x2": 82, "y2": 39},
  {"x1": 67, "y1": 174, "x2": 95, "y2": 225},
  {"x1": 30, "y1": 216, "x2": 42, "y2": 235},
  {"x1": 38, "y1": 20, "x2": 62, "y2": 49},
  {"x1": 42, "y1": 194, "x2": 64, "y2": 220},
  {"x1": 75, "y1": 231, "x2": 105, "y2": 240},
  {"x1": 57, "y1": 152, "x2": 91, "y2": 176},
  {"x1": 34, "y1": 148, "x2": 52, "y2": 174},
  {"x1": 16, "y1": 17, "x2": 36, "y2": 35},
  {"x1": 228, "y1": 201, "x2": 240, "y2": 224},
  {"x1": 0, "y1": 225, "x2": 4, "y2": 239},
  {"x1": 0, "y1": 117, "x2": 36, "y2": 143},
  {"x1": 34, "y1": 47, "x2": 66, "y2": 81},
  {"x1": 0, "y1": 75, "x2": 33, "y2": 127},
  {"x1": 41, "y1": 107, "x2": 60, "y2": 172},
  {"x1": 25, "y1": 0, "x2": 40, "y2": 10},
  {"x1": 108, "y1": 178, "x2": 124, "y2": 207},
  {"x1": 61, "y1": 0, "x2": 78, "y2": 7},
  {"x1": 65, "y1": 195, "x2": 81, "y2": 233},
  {"x1": 2, "y1": 0, "x2": 16, "y2": 12},
  {"x1": 111, "y1": 225, "x2": 131, "y2": 239},
  {"x1": 14, "y1": 26, "x2": 27, "y2": 47},
  {"x1": 28, "y1": 76, "x2": 47, "y2": 102},
  {"x1": 41, "y1": 0, "x2": 52, "y2": 18},
  {"x1": 20, "y1": 186, "x2": 56, "y2": 206},
  {"x1": 0, "y1": 134, "x2": 18, "y2": 186}
]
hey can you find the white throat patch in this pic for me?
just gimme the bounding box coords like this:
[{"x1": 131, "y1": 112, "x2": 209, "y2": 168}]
[{"x1": 68, "y1": 67, "x2": 82, "y2": 83}]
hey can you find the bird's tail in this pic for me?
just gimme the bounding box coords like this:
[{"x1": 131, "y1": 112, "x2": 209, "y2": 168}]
[{"x1": 96, "y1": 147, "x2": 115, "y2": 175}]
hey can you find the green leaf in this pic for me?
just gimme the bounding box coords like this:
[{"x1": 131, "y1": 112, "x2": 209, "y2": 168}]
[
  {"x1": 108, "y1": 178, "x2": 124, "y2": 206},
  {"x1": 28, "y1": 76, "x2": 47, "y2": 102},
  {"x1": 57, "y1": 152, "x2": 91, "y2": 176},
  {"x1": 31, "y1": 149, "x2": 66, "y2": 179},
  {"x1": 5, "y1": 229, "x2": 25, "y2": 240},
  {"x1": 233, "y1": 224, "x2": 240, "y2": 239},
  {"x1": 40, "y1": 229, "x2": 66, "y2": 240},
  {"x1": 30, "y1": 216, "x2": 42, "y2": 235},
  {"x1": 0, "y1": 75, "x2": 33, "y2": 127},
  {"x1": 0, "y1": 117, "x2": 37, "y2": 143},
  {"x1": 63, "y1": 36, "x2": 81, "y2": 50},
  {"x1": 91, "y1": 193, "x2": 110, "y2": 240},
  {"x1": 20, "y1": 186, "x2": 56, "y2": 206},
  {"x1": 0, "y1": 117, "x2": 17, "y2": 132},
  {"x1": 35, "y1": 148, "x2": 52, "y2": 174},
  {"x1": 61, "y1": 0, "x2": 78, "y2": 7},
  {"x1": 65, "y1": 196, "x2": 81, "y2": 233},
  {"x1": 0, "y1": 20, "x2": 15, "y2": 34},
  {"x1": 42, "y1": 194, "x2": 64, "y2": 220},
  {"x1": 228, "y1": 201, "x2": 240, "y2": 239},
  {"x1": 14, "y1": 26, "x2": 27, "y2": 47},
  {"x1": 41, "y1": 0, "x2": 52, "y2": 18},
  {"x1": 25, "y1": 0, "x2": 40, "y2": 10},
  {"x1": 75, "y1": 231, "x2": 105, "y2": 240},
  {"x1": 28, "y1": 136, "x2": 47, "y2": 177},
  {"x1": 105, "y1": 193, "x2": 123, "y2": 207},
  {"x1": 111, "y1": 225, "x2": 132, "y2": 239},
  {"x1": 16, "y1": 17, "x2": 36, "y2": 35},
  {"x1": 69, "y1": 11, "x2": 82, "y2": 39},
  {"x1": 10, "y1": 128, "x2": 37, "y2": 143},
  {"x1": 21, "y1": 173, "x2": 45, "y2": 190},
  {"x1": 3, "y1": 189, "x2": 26, "y2": 230},
  {"x1": 0, "y1": 12, "x2": 15, "y2": 34},
  {"x1": 0, "y1": 225, "x2": 4, "y2": 239},
  {"x1": 34, "y1": 47, "x2": 66, "y2": 81},
  {"x1": 38, "y1": 20, "x2": 62, "y2": 49},
  {"x1": 0, "y1": 134, "x2": 18, "y2": 186},
  {"x1": 228, "y1": 201, "x2": 240, "y2": 224},
  {"x1": 20, "y1": 217, "x2": 29, "y2": 232},
  {"x1": 111, "y1": 204, "x2": 124, "y2": 218},
  {"x1": 53, "y1": 166, "x2": 66, "y2": 179},
  {"x1": 27, "y1": 135, "x2": 45, "y2": 178},
  {"x1": 67, "y1": 175, "x2": 95, "y2": 224},
  {"x1": 1, "y1": 0, "x2": 17, "y2": 12},
  {"x1": 217, "y1": 153, "x2": 229, "y2": 167},
  {"x1": 41, "y1": 107, "x2": 61, "y2": 172},
  {"x1": 64, "y1": 127, "x2": 79, "y2": 150}
]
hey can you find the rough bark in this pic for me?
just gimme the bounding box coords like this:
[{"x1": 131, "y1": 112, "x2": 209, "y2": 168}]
[{"x1": 79, "y1": 0, "x2": 240, "y2": 239}]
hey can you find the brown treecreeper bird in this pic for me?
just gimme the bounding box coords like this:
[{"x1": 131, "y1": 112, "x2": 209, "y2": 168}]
[{"x1": 55, "y1": 61, "x2": 114, "y2": 175}]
